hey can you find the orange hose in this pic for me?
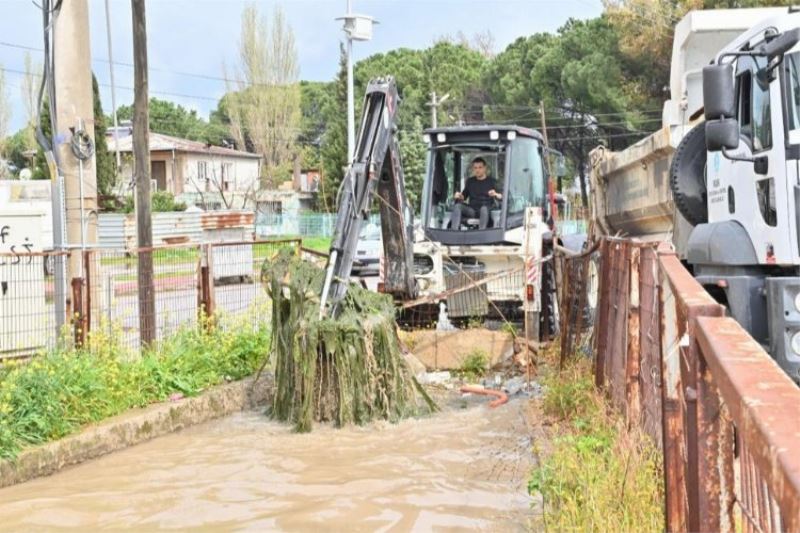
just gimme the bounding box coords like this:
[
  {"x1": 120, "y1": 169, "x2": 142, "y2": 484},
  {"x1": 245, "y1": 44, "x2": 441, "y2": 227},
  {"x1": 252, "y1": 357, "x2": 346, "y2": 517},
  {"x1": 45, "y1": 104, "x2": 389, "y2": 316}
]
[{"x1": 460, "y1": 386, "x2": 508, "y2": 408}]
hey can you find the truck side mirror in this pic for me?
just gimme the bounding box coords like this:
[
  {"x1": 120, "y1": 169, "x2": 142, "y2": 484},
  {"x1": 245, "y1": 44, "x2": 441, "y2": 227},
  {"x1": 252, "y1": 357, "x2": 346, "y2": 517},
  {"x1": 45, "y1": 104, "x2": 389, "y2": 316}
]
[
  {"x1": 758, "y1": 28, "x2": 800, "y2": 60},
  {"x1": 706, "y1": 118, "x2": 739, "y2": 152},
  {"x1": 703, "y1": 64, "x2": 735, "y2": 120}
]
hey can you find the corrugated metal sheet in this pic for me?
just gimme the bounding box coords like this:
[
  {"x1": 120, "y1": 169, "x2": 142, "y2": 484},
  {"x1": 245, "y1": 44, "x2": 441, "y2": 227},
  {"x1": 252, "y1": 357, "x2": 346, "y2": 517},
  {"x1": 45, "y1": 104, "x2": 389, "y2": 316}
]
[
  {"x1": 98, "y1": 214, "x2": 127, "y2": 248},
  {"x1": 201, "y1": 211, "x2": 254, "y2": 230},
  {"x1": 99, "y1": 211, "x2": 256, "y2": 249},
  {"x1": 151, "y1": 212, "x2": 203, "y2": 245}
]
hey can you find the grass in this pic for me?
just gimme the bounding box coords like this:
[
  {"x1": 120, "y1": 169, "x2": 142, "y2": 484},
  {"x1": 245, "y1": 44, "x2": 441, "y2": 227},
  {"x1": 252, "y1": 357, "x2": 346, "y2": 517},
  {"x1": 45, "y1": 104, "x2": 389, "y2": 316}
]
[
  {"x1": 529, "y1": 355, "x2": 664, "y2": 531},
  {"x1": 301, "y1": 236, "x2": 331, "y2": 254},
  {"x1": 100, "y1": 248, "x2": 199, "y2": 266},
  {"x1": 458, "y1": 349, "x2": 489, "y2": 381},
  {"x1": 0, "y1": 316, "x2": 269, "y2": 460}
]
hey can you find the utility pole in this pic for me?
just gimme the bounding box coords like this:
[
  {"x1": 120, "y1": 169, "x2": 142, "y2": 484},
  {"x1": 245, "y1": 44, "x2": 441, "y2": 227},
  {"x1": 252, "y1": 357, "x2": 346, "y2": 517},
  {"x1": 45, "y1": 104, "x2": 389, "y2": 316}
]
[
  {"x1": 132, "y1": 0, "x2": 155, "y2": 346},
  {"x1": 427, "y1": 91, "x2": 450, "y2": 128},
  {"x1": 53, "y1": 0, "x2": 97, "y2": 285},
  {"x1": 539, "y1": 100, "x2": 559, "y2": 225},
  {"x1": 104, "y1": 0, "x2": 121, "y2": 170}
]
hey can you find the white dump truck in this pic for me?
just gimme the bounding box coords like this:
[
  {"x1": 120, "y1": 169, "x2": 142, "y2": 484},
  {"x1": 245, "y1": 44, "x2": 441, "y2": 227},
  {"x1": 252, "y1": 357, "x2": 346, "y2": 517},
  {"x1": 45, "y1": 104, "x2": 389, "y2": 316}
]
[{"x1": 591, "y1": 7, "x2": 800, "y2": 378}]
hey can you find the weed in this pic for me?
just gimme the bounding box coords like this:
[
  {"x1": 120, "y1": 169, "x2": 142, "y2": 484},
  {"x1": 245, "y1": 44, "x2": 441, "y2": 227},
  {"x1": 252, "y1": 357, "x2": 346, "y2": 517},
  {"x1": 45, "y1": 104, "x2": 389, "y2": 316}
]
[
  {"x1": 459, "y1": 349, "x2": 489, "y2": 381},
  {"x1": 529, "y1": 357, "x2": 664, "y2": 531},
  {"x1": 500, "y1": 321, "x2": 518, "y2": 337}
]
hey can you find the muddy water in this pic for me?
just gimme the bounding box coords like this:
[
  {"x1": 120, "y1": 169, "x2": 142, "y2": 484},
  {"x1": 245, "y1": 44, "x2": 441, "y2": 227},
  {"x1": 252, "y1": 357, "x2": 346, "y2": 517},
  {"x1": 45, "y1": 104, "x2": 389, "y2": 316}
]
[{"x1": 0, "y1": 399, "x2": 538, "y2": 531}]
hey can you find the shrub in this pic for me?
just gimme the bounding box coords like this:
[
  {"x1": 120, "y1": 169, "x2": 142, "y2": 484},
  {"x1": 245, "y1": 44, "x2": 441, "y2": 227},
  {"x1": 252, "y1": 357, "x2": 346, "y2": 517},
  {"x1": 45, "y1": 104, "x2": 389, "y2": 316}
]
[{"x1": 0, "y1": 318, "x2": 269, "y2": 460}]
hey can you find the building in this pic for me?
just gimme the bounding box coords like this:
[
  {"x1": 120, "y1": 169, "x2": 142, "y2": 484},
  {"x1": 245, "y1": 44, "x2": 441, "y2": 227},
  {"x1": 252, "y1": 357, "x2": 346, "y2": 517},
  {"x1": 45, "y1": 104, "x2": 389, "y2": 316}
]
[{"x1": 114, "y1": 132, "x2": 262, "y2": 209}]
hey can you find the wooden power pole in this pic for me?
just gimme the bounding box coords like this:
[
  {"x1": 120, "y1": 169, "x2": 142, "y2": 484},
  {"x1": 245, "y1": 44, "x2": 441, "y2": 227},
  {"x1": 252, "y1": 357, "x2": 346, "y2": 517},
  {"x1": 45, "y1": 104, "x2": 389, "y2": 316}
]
[{"x1": 131, "y1": 0, "x2": 155, "y2": 345}]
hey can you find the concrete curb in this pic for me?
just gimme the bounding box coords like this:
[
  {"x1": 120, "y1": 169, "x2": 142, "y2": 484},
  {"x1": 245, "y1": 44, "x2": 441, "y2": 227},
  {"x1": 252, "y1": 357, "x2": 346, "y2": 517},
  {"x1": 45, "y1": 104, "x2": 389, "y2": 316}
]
[{"x1": 0, "y1": 376, "x2": 271, "y2": 489}]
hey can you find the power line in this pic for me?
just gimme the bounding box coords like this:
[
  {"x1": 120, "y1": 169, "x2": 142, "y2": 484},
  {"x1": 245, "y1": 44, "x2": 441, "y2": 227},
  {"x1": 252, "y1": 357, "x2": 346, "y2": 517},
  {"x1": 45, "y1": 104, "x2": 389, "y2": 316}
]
[
  {"x1": 0, "y1": 39, "x2": 286, "y2": 90},
  {"x1": 0, "y1": 65, "x2": 223, "y2": 102}
]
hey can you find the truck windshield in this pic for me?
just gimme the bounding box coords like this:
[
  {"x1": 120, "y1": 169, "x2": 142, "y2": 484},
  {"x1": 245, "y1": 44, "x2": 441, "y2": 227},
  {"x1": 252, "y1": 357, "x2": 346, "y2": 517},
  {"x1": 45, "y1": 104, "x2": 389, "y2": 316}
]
[{"x1": 788, "y1": 52, "x2": 800, "y2": 143}]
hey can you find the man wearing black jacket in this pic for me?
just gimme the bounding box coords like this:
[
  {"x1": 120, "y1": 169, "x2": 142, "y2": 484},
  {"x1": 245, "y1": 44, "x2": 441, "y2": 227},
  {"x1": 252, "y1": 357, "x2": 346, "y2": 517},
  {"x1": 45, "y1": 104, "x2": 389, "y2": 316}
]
[{"x1": 451, "y1": 157, "x2": 501, "y2": 230}]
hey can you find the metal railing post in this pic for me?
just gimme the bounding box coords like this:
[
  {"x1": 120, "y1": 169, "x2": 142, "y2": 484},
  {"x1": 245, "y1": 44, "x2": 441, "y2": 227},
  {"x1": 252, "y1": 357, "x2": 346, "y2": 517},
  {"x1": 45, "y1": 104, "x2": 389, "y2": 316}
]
[{"x1": 71, "y1": 277, "x2": 85, "y2": 348}]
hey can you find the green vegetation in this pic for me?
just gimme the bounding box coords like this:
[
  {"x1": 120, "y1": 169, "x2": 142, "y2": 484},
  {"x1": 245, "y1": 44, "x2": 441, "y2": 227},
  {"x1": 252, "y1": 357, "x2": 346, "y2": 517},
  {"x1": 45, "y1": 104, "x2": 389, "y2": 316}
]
[
  {"x1": 99, "y1": 247, "x2": 199, "y2": 266},
  {"x1": 529, "y1": 357, "x2": 663, "y2": 531},
  {"x1": 264, "y1": 249, "x2": 435, "y2": 432},
  {"x1": 0, "y1": 318, "x2": 269, "y2": 460},
  {"x1": 301, "y1": 236, "x2": 331, "y2": 254},
  {"x1": 458, "y1": 349, "x2": 489, "y2": 381},
  {"x1": 120, "y1": 191, "x2": 187, "y2": 213}
]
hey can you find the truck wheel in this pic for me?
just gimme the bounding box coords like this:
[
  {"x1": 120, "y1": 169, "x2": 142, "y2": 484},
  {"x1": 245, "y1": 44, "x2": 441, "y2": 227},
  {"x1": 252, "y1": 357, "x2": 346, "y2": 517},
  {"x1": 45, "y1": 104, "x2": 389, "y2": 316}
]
[{"x1": 669, "y1": 123, "x2": 708, "y2": 226}]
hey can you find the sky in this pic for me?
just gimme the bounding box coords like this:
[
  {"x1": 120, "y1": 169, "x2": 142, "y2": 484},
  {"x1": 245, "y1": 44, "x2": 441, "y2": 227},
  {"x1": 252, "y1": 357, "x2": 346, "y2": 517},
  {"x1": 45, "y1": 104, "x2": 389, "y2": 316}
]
[{"x1": 0, "y1": 0, "x2": 602, "y2": 133}]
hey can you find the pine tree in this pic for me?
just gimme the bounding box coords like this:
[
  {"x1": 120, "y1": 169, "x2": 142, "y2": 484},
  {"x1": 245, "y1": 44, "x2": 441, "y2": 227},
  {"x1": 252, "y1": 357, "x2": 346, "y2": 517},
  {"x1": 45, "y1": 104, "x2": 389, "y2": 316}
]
[
  {"x1": 319, "y1": 44, "x2": 348, "y2": 212},
  {"x1": 93, "y1": 75, "x2": 116, "y2": 196}
]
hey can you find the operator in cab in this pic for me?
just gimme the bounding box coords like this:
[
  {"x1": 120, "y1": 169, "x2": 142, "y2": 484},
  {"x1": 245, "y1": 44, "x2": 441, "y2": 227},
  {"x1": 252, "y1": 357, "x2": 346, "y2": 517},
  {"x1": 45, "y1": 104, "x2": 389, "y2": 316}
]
[{"x1": 451, "y1": 157, "x2": 502, "y2": 230}]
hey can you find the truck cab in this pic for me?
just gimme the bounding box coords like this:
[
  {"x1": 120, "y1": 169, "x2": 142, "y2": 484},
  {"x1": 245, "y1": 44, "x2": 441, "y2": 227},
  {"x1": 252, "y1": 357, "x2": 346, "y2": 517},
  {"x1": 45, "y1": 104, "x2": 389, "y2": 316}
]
[
  {"x1": 698, "y1": 11, "x2": 800, "y2": 378},
  {"x1": 420, "y1": 126, "x2": 550, "y2": 246}
]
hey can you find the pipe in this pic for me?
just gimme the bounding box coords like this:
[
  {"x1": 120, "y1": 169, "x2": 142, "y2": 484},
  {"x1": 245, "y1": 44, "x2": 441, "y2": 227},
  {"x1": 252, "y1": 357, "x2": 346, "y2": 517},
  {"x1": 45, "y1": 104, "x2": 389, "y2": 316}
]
[{"x1": 460, "y1": 386, "x2": 508, "y2": 408}]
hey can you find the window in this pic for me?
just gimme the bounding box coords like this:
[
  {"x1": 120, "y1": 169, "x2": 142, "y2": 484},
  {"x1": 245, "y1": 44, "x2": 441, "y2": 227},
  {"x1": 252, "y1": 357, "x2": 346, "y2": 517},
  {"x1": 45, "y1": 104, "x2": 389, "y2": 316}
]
[
  {"x1": 787, "y1": 52, "x2": 800, "y2": 133},
  {"x1": 507, "y1": 138, "x2": 545, "y2": 216},
  {"x1": 736, "y1": 56, "x2": 772, "y2": 152},
  {"x1": 197, "y1": 161, "x2": 209, "y2": 181},
  {"x1": 752, "y1": 62, "x2": 772, "y2": 152}
]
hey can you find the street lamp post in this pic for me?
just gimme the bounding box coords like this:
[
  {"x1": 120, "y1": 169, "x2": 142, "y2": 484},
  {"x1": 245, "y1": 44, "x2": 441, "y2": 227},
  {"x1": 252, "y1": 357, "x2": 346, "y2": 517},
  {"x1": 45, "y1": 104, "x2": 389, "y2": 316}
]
[{"x1": 336, "y1": 2, "x2": 377, "y2": 164}]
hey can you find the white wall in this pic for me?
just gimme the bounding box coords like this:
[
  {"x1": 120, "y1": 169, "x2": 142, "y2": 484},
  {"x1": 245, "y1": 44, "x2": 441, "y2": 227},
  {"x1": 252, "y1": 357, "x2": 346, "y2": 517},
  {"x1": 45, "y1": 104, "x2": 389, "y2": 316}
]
[{"x1": 181, "y1": 153, "x2": 260, "y2": 195}]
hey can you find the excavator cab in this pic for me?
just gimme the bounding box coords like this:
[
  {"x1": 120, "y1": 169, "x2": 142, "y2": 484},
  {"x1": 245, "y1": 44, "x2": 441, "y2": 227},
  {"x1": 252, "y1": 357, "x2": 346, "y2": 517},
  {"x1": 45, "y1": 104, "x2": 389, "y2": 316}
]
[{"x1": 421, "y1": 126, "x2": 549, "y2": 245}]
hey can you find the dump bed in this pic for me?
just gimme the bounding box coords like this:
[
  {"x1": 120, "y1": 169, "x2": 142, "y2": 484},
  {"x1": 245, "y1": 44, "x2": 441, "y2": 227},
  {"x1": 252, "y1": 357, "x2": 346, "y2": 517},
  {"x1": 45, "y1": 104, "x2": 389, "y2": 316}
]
[{"x1": 589, "y1": 8, "x2": 786, "y2": 255}]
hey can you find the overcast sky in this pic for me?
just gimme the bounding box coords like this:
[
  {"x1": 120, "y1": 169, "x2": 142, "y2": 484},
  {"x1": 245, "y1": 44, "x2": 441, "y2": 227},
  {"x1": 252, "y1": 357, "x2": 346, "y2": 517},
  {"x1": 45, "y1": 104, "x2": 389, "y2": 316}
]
[{"x1": 0, "y1": 0, "x2": 601, "y2": 132}]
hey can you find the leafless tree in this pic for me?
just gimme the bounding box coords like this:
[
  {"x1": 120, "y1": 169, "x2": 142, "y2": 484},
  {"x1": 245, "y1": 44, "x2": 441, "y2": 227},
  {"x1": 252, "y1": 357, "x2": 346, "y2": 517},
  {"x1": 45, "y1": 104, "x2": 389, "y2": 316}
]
[
  {"x1": 20, "y1": 53, "x2": 41, "y2": 148},
  {"x1": 225, "y1": 4, "x2": 301, "y2": 189},
  {"x1": 0, "y1": 67, "x2": 10, "y2": 177},
  {"x1": 187, "y1": 154, "x2": 261, "y2": 211},
  {"x1": 434, "y1": 30, "x2": 496, "y2": 58}
]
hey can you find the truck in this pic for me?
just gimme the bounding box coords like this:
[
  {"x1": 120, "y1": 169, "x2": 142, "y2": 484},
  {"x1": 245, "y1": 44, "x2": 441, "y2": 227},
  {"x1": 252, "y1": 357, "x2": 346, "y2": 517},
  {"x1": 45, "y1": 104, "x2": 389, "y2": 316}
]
[
  {"x1": 591, "y1": 7, "x2": 800, "y2": 379},
  {"x1": 320, "y1": 77, "x2": 560, "y2": 337}
]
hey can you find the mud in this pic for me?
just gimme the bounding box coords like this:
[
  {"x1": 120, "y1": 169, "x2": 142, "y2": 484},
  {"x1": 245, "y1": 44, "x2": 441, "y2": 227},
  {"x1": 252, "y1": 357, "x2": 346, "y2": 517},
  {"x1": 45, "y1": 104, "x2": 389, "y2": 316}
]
[{"x1": 0, "y1": 396, "x2": 539, "y2": 531}]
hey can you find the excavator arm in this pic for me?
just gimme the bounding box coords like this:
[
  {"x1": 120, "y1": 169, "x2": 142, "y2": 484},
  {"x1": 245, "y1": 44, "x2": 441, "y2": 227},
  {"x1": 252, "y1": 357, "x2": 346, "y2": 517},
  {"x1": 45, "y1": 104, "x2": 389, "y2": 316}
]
[{"x1": 320, "y1": 77, "x2": 418, "y2": 317}]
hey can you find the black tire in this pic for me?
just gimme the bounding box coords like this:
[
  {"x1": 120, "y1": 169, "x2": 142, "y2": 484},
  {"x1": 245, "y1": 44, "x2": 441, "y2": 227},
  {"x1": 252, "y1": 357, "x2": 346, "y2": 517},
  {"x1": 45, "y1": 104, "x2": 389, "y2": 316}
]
[{"x1": 669, "y1": 124, "x2": 708, "y2": 226}]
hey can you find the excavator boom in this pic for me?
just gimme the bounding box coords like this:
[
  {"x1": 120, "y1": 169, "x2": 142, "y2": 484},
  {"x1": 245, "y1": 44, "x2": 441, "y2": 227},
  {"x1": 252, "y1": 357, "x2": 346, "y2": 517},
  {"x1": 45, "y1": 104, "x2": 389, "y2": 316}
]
[{"x1": 320, "y1": 77, "x2": 417, "y2": 317}]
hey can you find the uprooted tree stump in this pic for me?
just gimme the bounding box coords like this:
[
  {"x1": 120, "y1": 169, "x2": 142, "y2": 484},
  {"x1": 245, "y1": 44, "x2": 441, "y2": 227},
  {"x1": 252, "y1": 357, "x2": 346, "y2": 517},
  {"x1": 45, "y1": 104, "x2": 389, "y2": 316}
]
[{"x1": 262, "y1": 250, "x2": 436, "y2": 432}]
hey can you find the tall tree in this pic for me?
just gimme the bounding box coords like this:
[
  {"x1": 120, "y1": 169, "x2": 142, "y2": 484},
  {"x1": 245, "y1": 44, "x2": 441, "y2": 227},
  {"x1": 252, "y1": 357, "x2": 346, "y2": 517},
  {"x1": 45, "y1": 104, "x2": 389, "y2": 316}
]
[
  {"x1": 0, "y1": 67, "x2": 9, "y2": 177},
  {"x1": 319, "y1": 44, "x2": 348, "y2": 212},
  {"x1": 116, "y1": 97, "x2": 219, "y2": 143},
  {"x1": 18, "y1": 52, "x2": 40, "y2": 151},
  {"x1": 227, "y1": 4, "x2": 301, "y2": 188},
  {"x1": 92, "y1": 76, "x2": 115, "y2": 196},
  {"x1": 398, "y1": 116, "x2": 427, "y2": 212}
]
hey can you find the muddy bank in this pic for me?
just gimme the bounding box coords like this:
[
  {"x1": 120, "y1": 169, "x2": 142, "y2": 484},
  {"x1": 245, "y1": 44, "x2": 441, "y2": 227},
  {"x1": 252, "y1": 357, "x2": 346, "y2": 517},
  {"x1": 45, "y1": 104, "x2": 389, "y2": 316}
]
[
  {"x1": 0, "y1": 396, "x2": 540, "y2": 531},
  {"x1": 0, "y1": 377, "x2": 271, "y2": 489}
]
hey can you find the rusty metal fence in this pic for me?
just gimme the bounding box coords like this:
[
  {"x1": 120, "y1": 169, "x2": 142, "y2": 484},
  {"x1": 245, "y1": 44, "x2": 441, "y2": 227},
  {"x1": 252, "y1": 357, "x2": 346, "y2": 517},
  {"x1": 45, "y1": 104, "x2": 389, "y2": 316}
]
[
  {"x1": 575, "y1": 236, "x2": 800, "y2": 532},
  {"x1": 1, "y1": 239, "x2": 301, "y2": 357}
]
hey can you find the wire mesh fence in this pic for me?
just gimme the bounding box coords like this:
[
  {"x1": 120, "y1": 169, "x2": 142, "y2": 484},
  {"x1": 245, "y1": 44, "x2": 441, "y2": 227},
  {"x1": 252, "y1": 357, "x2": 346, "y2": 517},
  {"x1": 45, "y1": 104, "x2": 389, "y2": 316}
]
[
  {"x1": 0, "y1": 239, "x2": 302, "y2": 358},
  {"x1": 211, "y1": 239, "x2": 301, "y2": 328},
  {"x1": 83, "y1": 245, "x2": 202, "y2": 351},
  {"x1": 0, "y1": 251, "x2": 65, "y2": 359}
]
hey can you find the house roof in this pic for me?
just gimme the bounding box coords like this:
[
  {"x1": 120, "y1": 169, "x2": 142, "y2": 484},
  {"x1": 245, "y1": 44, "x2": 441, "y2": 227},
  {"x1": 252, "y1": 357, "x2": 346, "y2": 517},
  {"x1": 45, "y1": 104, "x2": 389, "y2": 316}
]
[{"x1": 114, "y1": 132, "x2": 261, "y2": 159}]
